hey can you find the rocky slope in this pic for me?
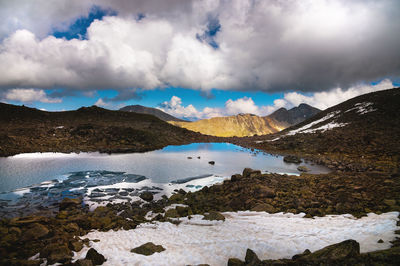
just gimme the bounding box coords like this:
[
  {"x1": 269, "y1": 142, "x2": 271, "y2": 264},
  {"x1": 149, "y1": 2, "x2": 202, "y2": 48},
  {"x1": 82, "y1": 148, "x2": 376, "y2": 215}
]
[
  {"x1": 0, "y1": 103, "x2": 218, "y2": 156},
  {"x1": 236, "y1": 88, "x2": 400, "y2": 172},
  {"x1": 119, "y1": 104, "x2": 186, "y2": 122},
  {"x1": 170, "y1": 104, "x2": 320, "y2": 137}
]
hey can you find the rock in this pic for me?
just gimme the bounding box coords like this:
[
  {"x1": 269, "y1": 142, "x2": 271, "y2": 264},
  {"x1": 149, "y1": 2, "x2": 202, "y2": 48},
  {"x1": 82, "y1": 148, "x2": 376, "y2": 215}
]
[
  {"x1": 283, "y1": 155, "x2": 302, "y2": 164},
  {"x1": 21, "y1": 223, "x2": 49, "y2": 241},
  {"x1": 227, "y1": 258, "x2": 245, "y2": 266},
  {"x1": 41, "y1": 244, "x2": 73, "y2": 264},
  {"x1": 245, "y1": 249, "x2": 261, "y2": 264},
  {"x1": 257, "y1": 187, "x2": 275, "y2": 198},
  {"x1": 299, "y1": 239, "x2": 360, "y2": 261},
  {"x1": 251, "y1": 203, "x2": 276, "y2": 213},
  {"x1": 208, "y1": 161, "x2": 215, "y2": 165},
  {"x1": 176, "y1": 206, "x2": 190, "y2": 217},
  {"x1": 297, "y1": 166, "x2": 309, "y2": 172},
  {"x1": 75, "y1": 259, "x2": 94, "y2": 266},
  {"x1": 242, "y1": 168, "x2": 261, "y2": 178},
  {"x1": 203, "y1": 211, "x2": 225, "y2": 221},
  {"x1": 69, "y1": 240, "x2": 84, "y2": 252},
  {"x1": 59, "y1": 197, "x2": 81, "y2": 210},
  {"x1": 65, "y1": 222, "x2": 80, "y2": 233},
  {"x1": 139, "y1": 192, "x2": 153, "y2": 202},
  {"x1": 9, "y1": 226, "x2": 21, "y2": 236},
  {"x1": 130, "y1": 242, "x2": 165, "y2": 256},
  {"x1": 231, "y1": 174, "x2": 243, "y2": 182},
  {"x1": 383, "y1": 199, "x2": 397, "y2": 207},
  {"x1": 378, "y1": 239, "x2": 384, "y2": 243},
  {"x1": 165, "y1": 208, "x2": 179, "y2": 218},
  {"x1": 85, "y1": 248, "x2": 106, "y2": 265},
  {"x1": 187, "y1": 157, "x2": 192, "y2": 159}
]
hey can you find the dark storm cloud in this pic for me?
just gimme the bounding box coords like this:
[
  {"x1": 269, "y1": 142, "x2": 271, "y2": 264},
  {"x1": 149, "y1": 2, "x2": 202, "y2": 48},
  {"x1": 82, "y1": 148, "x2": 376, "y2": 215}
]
[{"x1": 0, "y1": 0, "x2": 399, "y2": 94}]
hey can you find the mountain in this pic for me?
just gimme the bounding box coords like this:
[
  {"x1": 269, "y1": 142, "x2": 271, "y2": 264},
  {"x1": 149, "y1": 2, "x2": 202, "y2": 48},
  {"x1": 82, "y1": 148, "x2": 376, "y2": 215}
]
[
  {"x1": 119, "y1": 105, "x2": 185, "y2": 122},
  {"x1": 0, "y1": 104, "x2": 216, "y2": 157},
  {"x1": 170, "y1": 104, "x2": 320, "y2": 137},
  {"x1": 268, "y1": 103, "x2": 321, "y2": 127},
  {"x1": 245, "y1": 88, "x2": 400, "y2": 171}
]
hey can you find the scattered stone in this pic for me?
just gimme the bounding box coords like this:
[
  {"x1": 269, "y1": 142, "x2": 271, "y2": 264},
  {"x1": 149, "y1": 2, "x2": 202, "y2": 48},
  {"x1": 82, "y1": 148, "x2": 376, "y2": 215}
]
[
  {"x1": 208, "y1": 161, "x2": 215, "y2": 165},
  {"x1": 69, "y1": 240, "x2": 84, "y2": 252},
  {"x1": 139, "y1": 192, "x2": 154, "y2": 202},
  {"x1": 297, "y1": 165, "x2": 309, "y2": 172},
  {"x1": 85, "y1": 248, "x2": 106, "y2": 265},
  {"x1": 197, "y1": 156, "x2": 201, "y2": 159},
  {"x1": 245, "y1": 249, "x2": 261, "y2": 264},
  {"x1": 21, "y1": 223, "x2": 49, "y2": 241},
  {"x1": 227, "y1": 258, "x2": 245, "y2": 266},
  {"x1": 75, "y1": 259, "x2": 94, "y2": 266},
  {"x1": 130, "y1": 242, "x2": 165, "y2": 256},
  {"x1": 59, "y1": 197, "x2": 81, "y2": 210},
  {"x1": 41, "y1": 244, "x2": 73, "y2": 264},
  {"x1": 202, "y1": 211, "x2": 225, "y2": 221},
  {"x1": 165, "y1": 208, "x2": 179, "y2": 218},
  {"x1": 251, "y1": 203, "x2": 276, "y2": 213},
  {"x1": 187, "y1": 157, "x2": 192, "y2": 159},
  {"x1": 378, "y1": 239, "x2": 384, "y2": 243},
  {"x1": 242, "y1": 168, "x2": 261, "y2": 178},
  {"x1": 283, "y1": 155, "x2": 302, "y2": 164},
  {"x1": 230, "y1": 174, "x2": 243, "y2": 182}
]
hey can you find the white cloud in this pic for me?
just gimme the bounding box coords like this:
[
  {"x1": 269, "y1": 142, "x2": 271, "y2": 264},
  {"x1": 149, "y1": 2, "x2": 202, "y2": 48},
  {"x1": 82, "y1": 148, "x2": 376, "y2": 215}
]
[
  {"x1": 3, "y1": 88, "x2": 61, "y2": 103},
  {"x1": 158, "y1": 79, "x2": 395, "y2": 120},
  {"x1": 279, "y1": 79, "x2": 395, "y2": 110},
  {"x1": 0, "y1": 0, "x2": 399, "y2": 95}
]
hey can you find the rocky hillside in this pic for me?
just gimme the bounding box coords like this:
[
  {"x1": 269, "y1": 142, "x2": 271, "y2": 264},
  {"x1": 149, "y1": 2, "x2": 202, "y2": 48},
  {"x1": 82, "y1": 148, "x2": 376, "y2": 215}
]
[
  {"x1": 268, "y1": 103, "x2": 320, "y2": 127},
  {"x1": 119, "y1": 104, "x2": 186, "y2": 122},
  {"x1": 0, "y1": 103, "x2": 217, "y2": 156},
  {"x1": 170, "y1": 104, "x2": 320, "y2": 137},
  {"x1": 240, "y1": 88, "x2": 400, "y2": 172}
]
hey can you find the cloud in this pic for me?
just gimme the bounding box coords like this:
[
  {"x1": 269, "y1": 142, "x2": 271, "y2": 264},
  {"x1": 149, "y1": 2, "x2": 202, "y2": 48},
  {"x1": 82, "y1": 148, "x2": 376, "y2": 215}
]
[
  {"x1": 2, "y1": 88, "x2": 61, "y2": 103},
  {"x1": 278, "y1": 79, "x2": 395, "y2": 110},
  {"x1": 0, "y1": 0, "x2": 398, "y2": 96},
  {"x1": 158, "y1": 79, "x2": 396, "y2": 120}
]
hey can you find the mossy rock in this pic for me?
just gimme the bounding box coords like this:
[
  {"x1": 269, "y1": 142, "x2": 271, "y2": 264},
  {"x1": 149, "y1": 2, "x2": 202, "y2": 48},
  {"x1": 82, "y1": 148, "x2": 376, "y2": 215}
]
[
  {"x1": 202, "y1": 211, "x2": 225, "y2": 221},
  {"x1": 131, "y1": 242, "x2": 165, "y2": 256}
]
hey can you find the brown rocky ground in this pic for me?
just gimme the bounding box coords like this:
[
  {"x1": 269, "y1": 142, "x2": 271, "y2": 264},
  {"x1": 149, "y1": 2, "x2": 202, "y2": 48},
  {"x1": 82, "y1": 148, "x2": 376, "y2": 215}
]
[{"x1": 0, "y1": 103, "x2": 221, "y2": 156}]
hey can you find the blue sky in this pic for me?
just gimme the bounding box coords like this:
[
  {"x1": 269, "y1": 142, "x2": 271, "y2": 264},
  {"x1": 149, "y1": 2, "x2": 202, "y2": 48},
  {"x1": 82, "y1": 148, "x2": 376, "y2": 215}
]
[{"x1": 0, "y1": 1, "x2": 399, "y2": 120}]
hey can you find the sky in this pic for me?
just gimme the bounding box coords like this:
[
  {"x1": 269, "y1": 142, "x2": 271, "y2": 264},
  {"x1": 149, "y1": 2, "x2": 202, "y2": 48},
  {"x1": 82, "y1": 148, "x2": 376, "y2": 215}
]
[{"x1": 0, "y1": 0, "x2": 399, "y2": 120}]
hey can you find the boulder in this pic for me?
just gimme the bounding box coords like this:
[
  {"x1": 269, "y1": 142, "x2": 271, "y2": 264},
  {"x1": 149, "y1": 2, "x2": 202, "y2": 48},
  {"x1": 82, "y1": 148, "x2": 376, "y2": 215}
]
[
  {"x1": 59, "y1": 197, "x2": 81, "y2": 210},
  {"x1": 139, "y1": 192, "x2": 153, "y2": 202},
  {"x1": 131, "y1": 242, "x2": 165, "y2": 256},
  {"x1": 227, "y1": 258, "x2": 245, "y2": 266},
  {"x1": 297, "y1": 166, "x2": 309, "y2": 172},
  {"x1": 251, "y1": 203, "x2": 276, "y2": 213},
  {"x1": 245, "y1": 249, "x2": 261, "y2": 265},
  {"x1": 242, "y1": 168, "x2": 261, "y2": 178},
  {"x1": 202, "y1": 211, "x2": 225, "y2": 221},
  {"x1": 41, "y1": 244, "x2": 73, "y2": 264},
  {"x1": 208, "y1": 161, "x2": 215, "y2": 165},
  {"x1": 298, "y1": 239, "x2": 360, "y2": 262},
  {"x1": 165, "y1": 208, "x2": 179, "y2": 218},
  {"x1": 283, "y1": 155, "x2": 302, "y2": 164},
  {"x1": 69, "y1": 240, "x2": 84, "y2": 252},
  {"x1": 75, "y1": 259, "x2": 94, "y2": 266},
  {"x1": 21, "y1": 223, "x2": 49, "y2": 241},
  {"x1": 85, "y1": 248, "x2": 106, "y2": 265},
  {"x1": 231, "y1": 174, "x2": 243, "y2": 182}
]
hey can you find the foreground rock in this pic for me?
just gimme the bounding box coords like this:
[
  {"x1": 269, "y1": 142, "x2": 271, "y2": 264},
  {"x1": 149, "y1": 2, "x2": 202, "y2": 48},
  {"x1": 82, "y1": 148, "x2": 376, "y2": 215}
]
[
  {"x1": 228, "y1": 239, "x2": 400, "y2": 265},
  {"x1": 85, "y1": 248, "x2": 106, "y2": 265},
  {"x1": 131, "y1": 242, "x2": 166, "y2": 256}
]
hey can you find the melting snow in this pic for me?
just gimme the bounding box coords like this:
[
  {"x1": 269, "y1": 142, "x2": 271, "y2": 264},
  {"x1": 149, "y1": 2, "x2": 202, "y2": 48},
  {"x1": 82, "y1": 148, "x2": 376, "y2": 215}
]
[
  {"x1": 74, "y1": 211, "x2": 399, "y2": 266},
  {"x1": 345, "y1": 102, "x2": 377, "y2": 115},
  {"x1": 286, "y1": 111, "x2": 341, "y2": 136}
]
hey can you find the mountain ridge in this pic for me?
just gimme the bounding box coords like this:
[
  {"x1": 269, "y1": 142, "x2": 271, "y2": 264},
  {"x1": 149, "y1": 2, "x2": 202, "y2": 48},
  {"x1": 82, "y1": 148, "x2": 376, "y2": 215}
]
[
  {"x1": 119, "y1": 104, "x2": 186, "y2": 122},
  {"x1": 170, "y1": 103, "x2": 321, "y2": 137}
]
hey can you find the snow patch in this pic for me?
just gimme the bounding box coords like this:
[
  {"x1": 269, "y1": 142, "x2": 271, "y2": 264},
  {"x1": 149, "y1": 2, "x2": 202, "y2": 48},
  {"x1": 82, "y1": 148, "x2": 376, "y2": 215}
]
[
  {"x1": 345, "y1": 102, "x2": 377, "y2": 115},
  {"x1": 286, "y1": 111, "x2": 341, "y2": 136},
  {"x1": 74, "y1": 211, "x2": 399, "y2": 266}
]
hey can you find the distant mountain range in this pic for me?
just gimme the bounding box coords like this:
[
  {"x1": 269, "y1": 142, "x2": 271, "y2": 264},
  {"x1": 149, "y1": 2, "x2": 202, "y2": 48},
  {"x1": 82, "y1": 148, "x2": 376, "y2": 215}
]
[
  {"x1": 119, "y1": 105, "x2": 186, "y2": 122},
  {"x1": 169, "y1": 104, "x2": 320, "y2": 137}
]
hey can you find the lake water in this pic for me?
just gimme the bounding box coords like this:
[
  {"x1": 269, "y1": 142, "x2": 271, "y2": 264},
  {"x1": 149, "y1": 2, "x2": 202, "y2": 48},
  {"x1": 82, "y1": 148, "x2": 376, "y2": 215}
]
[
  {"x1": 0, "y1": 143, "x2": 329, "y2": 217},
  {"x1": 0, "y1": 143, "x2": 328, "y2": 193}
]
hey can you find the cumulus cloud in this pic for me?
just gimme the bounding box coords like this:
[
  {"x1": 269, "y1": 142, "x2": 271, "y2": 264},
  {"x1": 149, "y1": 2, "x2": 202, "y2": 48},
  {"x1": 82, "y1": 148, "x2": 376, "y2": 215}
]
[
  {"x1": 0, "y1": 0, "x2": 398, "y2": 96},
  {"x1": 2, "y1": 88, "x2": 61, "y2": 103},
  {"x1": 158, "y1": 79, "x2": 396, "y2": 120}
]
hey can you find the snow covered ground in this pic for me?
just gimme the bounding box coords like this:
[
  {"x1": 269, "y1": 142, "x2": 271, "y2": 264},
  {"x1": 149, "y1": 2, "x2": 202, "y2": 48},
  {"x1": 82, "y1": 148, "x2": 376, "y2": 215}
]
[{"x1": 74, "y1": 211, "x2": 399, "y2": 266}]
